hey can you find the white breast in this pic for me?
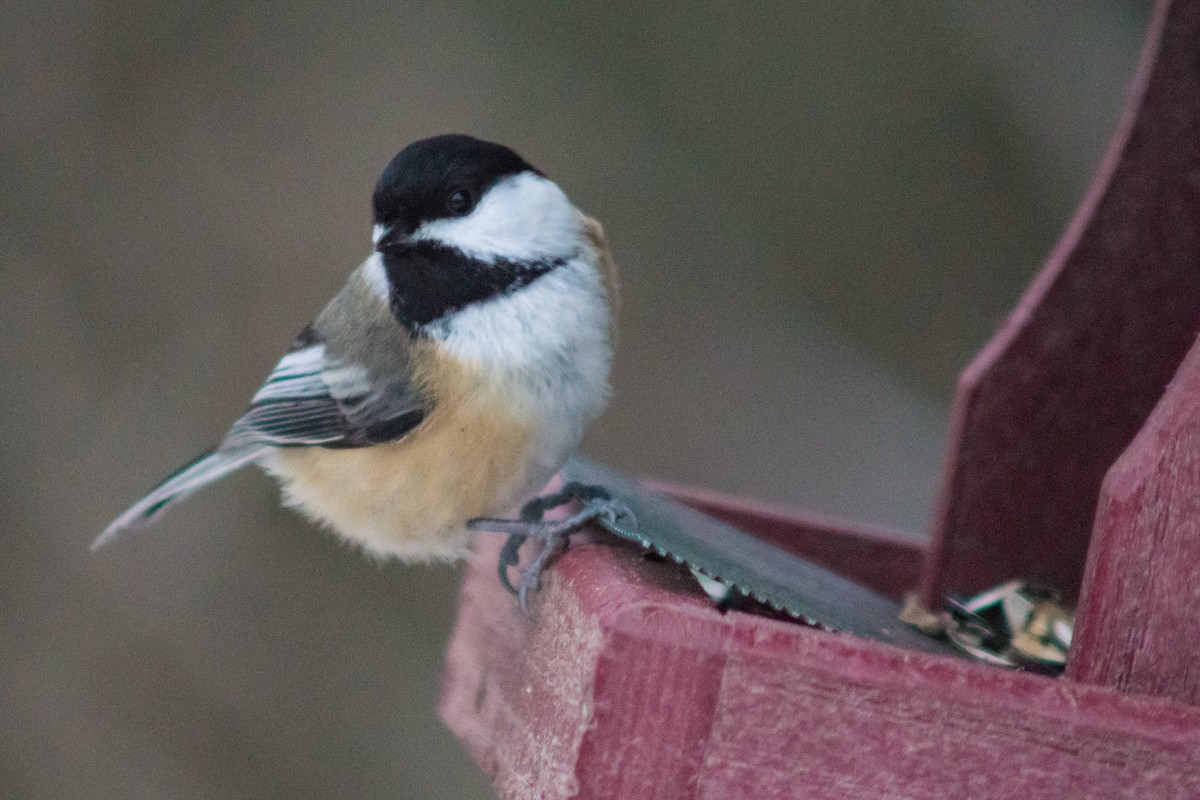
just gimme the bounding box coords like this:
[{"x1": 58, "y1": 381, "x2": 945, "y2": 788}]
[{"x1": 428, "y1": 251, "x2": 613, "y2": 492}]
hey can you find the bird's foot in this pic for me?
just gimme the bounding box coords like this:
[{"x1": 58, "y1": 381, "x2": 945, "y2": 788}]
[{"x1": 468, "y1": 483, "x2": 636, "y2": 611}]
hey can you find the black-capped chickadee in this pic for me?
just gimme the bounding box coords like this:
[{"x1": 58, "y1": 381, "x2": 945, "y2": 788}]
[{"x1": 97, "y1": 135, "x2": 628, "y2": 598}]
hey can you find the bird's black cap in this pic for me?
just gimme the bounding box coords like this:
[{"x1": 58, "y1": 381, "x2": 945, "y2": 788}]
[{"x1": 372, "y1": 135, "x2": 540, "y2": 233}]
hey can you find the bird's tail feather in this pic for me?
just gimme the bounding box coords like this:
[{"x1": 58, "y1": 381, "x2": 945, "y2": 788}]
[{"x1": 92, "y1": 446, "x2": 266, "y2": 551}]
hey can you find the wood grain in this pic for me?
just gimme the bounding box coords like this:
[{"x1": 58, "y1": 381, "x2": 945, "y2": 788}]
[
  {"x1": 1069, "y1": 337, "x2": 1200, "y2": 703},
  {"x1": 443, "y1": 535, "x2": 1200, "y2": 799}
]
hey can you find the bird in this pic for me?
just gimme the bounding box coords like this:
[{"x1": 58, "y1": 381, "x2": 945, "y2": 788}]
[{"x1": 96, "y1": 134, "x2": 632, "y2": 602}]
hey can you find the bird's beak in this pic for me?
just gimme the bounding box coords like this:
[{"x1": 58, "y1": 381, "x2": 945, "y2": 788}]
[{"x1": 373, "y1": 224, "x2": 399, "y2": 252}]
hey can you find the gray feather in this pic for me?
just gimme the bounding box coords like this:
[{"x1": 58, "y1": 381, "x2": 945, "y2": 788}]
[
  {"x1": 92, "y1": 446, "x2": 265, "y2": 550},
  {"x1": 95, "y1": 263, "x2": 430, "y2": 549}
]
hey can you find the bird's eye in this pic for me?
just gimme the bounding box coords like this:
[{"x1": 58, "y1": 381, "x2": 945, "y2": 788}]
[{"x1": 446, "y1": 188, "x2": 472, "y2": 216}]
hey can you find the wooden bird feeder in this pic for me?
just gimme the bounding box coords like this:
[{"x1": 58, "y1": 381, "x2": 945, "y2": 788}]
[{"x1": 440, "y1": 2, "x2": 1200, "y2": 796}]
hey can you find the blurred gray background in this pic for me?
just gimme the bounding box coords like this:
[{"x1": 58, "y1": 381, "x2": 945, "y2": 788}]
[{"x1": 2, "y1": 2, "x2": 1149, "y2": 798}]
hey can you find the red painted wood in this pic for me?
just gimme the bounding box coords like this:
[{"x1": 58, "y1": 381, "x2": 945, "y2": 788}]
[
  {"x1": 920, "y1": 0, "x2": 1200, "y2": 607},
  {"x1": 442, "y1": 2, "x2": 1200, "y2": 795},
  {"x1": 653, "y1": 480, "x2": 924, "y2": 600},
  {"x1": 442, "y1": 536, "x2": 1200, "y2": 800},
  {"x1": 1068, "y1": 337, "x2": 1200, "y2": 704}
]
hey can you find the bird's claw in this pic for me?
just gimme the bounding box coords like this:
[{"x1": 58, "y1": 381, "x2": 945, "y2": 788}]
[{"x1": 468, "y1": 483, "x2": 636, "y2": 611}]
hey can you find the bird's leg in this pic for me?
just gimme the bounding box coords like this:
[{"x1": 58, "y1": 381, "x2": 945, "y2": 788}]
[
  {"x1": 468, "y1": 483, "x2": 636, "y2": 611},
  {"x1": 515, "y1": 481, "x2": 616, "y2": 520}
]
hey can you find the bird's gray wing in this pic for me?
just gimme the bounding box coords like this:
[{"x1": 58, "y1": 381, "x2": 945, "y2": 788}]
[
  {"x1": 95, "y1": 322, "x2": 427, "y2": 548},
  {"x1": 235, "y1": 325, "x2": 427, "y2": 449}
]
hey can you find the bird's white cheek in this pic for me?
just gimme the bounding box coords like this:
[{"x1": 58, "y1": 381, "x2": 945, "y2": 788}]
[{"x1": 411, "y1": 172, "x2": 580, "y2": 264}]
